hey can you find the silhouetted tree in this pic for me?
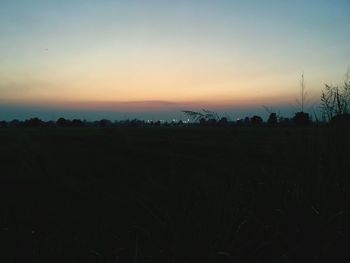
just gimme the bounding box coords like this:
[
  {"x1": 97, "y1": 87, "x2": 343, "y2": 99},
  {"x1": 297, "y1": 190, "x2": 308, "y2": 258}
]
[
  {"x1": 250, "y1": 115, "x2": 263, "y2": 125},
  {"x1": 218, "y1": 117, "x2": 228, "y2": 126},
  {"x1": 207, "y1": 118, "x2": 217, "y2": 125},
  {"x1": 267, "y1": 113, "x2": 278, "y2": 125},
  {"x1": 8, "y1": 119, "x2": 20, "y2": 128},
  {"x1": 56, "y1": 118, "x2": 71, "y2": 127},
  {"x1": 293, "y1": 112, "x2": 310, "y2": 126},
  {"x1": 244, "y1": 117, "x2": 250, "y2": 126},
  {"x1": 46, "y1": 121, "x2": 56, "y2": 127},
  {"x1": 24, "y1": 118, "x2": 44, "y2": 127},
  {"x1": 98, "y1": 119, "x2": 112, "y2": 127},
  {"x1": 130, "y1": 119, "x2": 144, "y2": 127},
  {"x1": 72, "y1": 119, "x2": 84, "y2": 127},
  {"x1": 279, "y1": 117, "x2": 291, "y2": 126},
  {"x1": 236, "y1": 118, "x2": 244, "y2": 126}
]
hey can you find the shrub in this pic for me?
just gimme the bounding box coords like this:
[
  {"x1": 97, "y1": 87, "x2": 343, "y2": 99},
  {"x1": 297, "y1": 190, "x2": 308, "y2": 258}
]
[
  {"x1": 293, "y1": 112, "x2": 310, "y2": 126},
  {"x1": 320, "y1": 71, "x2": 350, "y2": 122}
]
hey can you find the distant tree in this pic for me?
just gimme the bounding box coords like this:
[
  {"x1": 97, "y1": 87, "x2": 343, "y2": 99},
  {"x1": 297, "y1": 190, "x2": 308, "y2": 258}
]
[
  {"x1": 218, "y1": 117, "x2": 228, "y2": 126},
  {"x1": 56, "y1": 118, "x2": 71, "y2": 127},
  {"x1": 98, "y1": 119, "x2": 112, "y2": 127},
  {"x1": 263, "y1": 106, "x2": 278, "y2": 125},
  {"x1": 46, "y1": 121, "x2": 56, "y2": 127},
  {"x1": 9, "y1": 119, "x2": 21, "y2": 128},
  {"x1": 130, "y1": 119, "x2": 144, "y2": 127},
  {"x1": 279, "y1": 117, "x2": 291, "y2": 126},
  {"x1": 267, "y1": 113, "x2": 278, "y2": 125},
  {"x1": 293, "y1": 112, "x2": 310, "y2": 126},
  {"x1": 250, "y1": 115, "x2": 263, "y2": 125},
  {"x1": 25, "y1": 118, "x2": 44, "y2": 127},
  {"x1": 207, "y1": 118, "x2": 217, "y2": 125},
  {"x1": 71, "y1": 119, "x2": 84, "y2": 127},
  {"x1": 236, "y1": 118, "x2": 244, "y2": 126}
]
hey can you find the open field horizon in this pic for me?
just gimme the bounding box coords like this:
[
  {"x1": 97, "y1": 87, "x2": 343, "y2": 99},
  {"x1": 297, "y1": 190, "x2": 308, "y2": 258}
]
[{"x1": 1, "y1": 1, "x2": 350, "y2": 262}]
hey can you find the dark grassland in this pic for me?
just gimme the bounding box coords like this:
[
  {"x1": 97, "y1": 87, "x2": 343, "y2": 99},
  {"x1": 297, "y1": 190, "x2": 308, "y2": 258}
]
[{"x1": 1, "y1": 126, "x2": 350, "y2": 262}]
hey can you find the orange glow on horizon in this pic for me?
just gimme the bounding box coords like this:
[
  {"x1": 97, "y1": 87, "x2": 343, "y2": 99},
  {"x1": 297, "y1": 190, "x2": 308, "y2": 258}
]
[
  {"x1": 1, "y1": 92, "x2": 299, "y2": 113},
  {"x1": 0, "y1": 0, "x2": 348, "y2": 119},
  {"x1": 0, "y1": 40, "x2": 323, "y2": 113}
]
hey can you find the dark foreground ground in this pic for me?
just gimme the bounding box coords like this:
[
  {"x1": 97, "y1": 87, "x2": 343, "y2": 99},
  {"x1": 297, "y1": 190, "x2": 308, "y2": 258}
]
[{"x1": 0, "y1": 126, "x2": 350, "y2": 262}]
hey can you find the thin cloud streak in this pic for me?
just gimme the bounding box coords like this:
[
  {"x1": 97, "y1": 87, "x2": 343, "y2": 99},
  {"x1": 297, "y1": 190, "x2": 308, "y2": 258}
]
[{"x1": 0, "y1": 95, "x2": 296, "y2": 113}]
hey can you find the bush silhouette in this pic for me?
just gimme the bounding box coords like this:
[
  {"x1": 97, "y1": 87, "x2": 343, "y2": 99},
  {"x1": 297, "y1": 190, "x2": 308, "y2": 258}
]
[
  {"x1": 293, "y1": 112, "x2": 310, "y2": 126},
  {"x1": 218, "y1": 117, "x2": 228, "y2": 126},
  {"x1": 320, "y1": 70, "x2": 350, "y2": 121},
  {"x1": 331, "y1": 113, "x2": 350, "y2": 126},
  {"x1": 25, "y1": 118, "x2": 44, "y2": 127},
  {"x1": 72, "y1": 119, "x2": 84, "y2": 127},
  {"x1": 267, "y1": 113, "x2": 278, "y2": 125},
  {"x1": 251, "y1": 115, "x2": 263, "y2": 125},
  {"x1": 56, "y1": 118, "x2": 72, "y2": 127}
]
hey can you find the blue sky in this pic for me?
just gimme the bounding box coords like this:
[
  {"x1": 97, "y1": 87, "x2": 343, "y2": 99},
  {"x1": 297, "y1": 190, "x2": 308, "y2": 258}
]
[{"x1": 0, "y1": 0, "x2": 349, "y2": 120}]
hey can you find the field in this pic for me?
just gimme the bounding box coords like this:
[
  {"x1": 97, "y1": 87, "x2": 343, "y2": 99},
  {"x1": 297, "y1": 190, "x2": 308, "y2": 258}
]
[{"x1": 1, "y1": 126, "x2": 350, "y2": 262}]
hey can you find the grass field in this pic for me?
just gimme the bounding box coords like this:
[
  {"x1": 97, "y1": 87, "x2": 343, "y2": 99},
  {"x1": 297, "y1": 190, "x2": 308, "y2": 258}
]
[{"x1": 1, "y1": 126, "x2": 350, "y2": 262}]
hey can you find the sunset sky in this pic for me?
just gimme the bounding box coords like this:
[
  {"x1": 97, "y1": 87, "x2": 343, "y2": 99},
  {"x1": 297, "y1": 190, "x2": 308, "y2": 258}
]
[{"x1": 0, "y1": 0, "x2": 349, "y2": 120}]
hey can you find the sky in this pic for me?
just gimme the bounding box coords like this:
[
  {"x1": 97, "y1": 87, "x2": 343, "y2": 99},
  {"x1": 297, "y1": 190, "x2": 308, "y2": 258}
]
[{"x1": 0, "y1": 0, "x2": 349, "y2": 121}]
